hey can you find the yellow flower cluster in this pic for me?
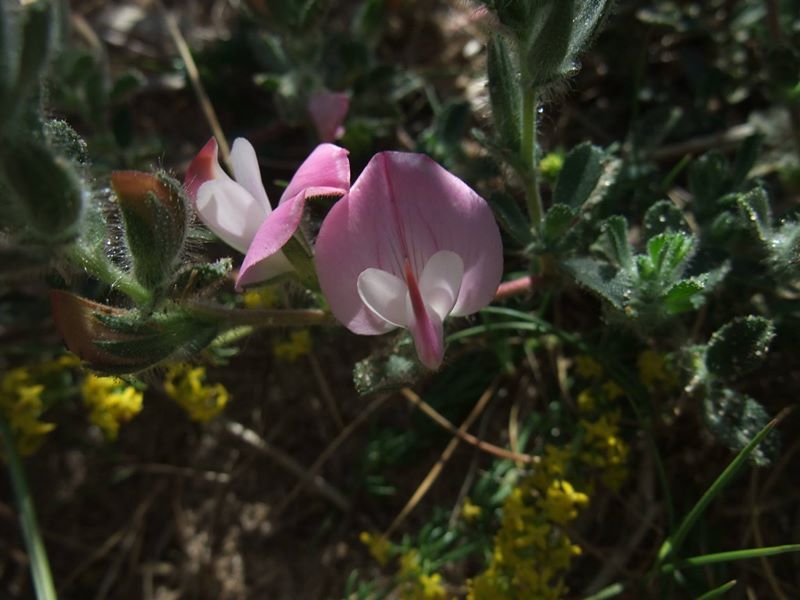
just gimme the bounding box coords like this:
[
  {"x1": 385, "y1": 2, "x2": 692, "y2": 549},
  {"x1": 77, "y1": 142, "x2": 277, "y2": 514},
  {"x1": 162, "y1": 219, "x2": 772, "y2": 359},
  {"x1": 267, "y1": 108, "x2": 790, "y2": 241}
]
[
  {"x1": 468, "y1": 355, "x2": 633, "y2": 599},
  {"x1": 242, "y1": 285, "x2": 279, "y2": 309},
  {"x1": 0, "y1": 368, "x2": 54, "y2": 455},
  {"x1": 468, "y1": 470, "x2": 586, "y2": 600},
  {"x1": 81, "y1": 374, "x2": 144, "y2": 440},
  {"x1": 398, "y1": 549, "x2": 448, "y2": 600},
  {"x1": 579, "y1": 409, "x2": 629, "y2": 491},
  {"x1": 359, "y1": 531, "x2": 391, "y2": 566},
  {"x1": 637, "y1": 350, "x2": 679, "y2": 391},
  {"x1": 273, "y1": 330, "x2": 312, "y2": 362},
  {"x1": 163, "y1": 363, "x2": 230, "y2": 422}
]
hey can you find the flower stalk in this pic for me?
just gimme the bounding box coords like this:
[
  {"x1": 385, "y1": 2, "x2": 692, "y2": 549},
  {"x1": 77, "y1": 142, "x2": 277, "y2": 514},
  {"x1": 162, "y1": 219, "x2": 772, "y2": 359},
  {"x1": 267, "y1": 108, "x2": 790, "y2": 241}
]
[{"x1": 0, "y1": 416, "x2": 58, "y2": 600}]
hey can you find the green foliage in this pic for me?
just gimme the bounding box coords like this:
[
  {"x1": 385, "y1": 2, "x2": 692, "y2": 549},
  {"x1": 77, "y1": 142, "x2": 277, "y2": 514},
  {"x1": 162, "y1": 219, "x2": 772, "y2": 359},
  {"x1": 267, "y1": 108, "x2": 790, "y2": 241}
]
[
  {"x1": 484, "y1": 0, "x2": 613, "y2": 89},
  {"x1": 703, "y1": 387, "x2": 778, "y2": 466},
  {"x1": 705, "y1": 316, "x2": 775, "y2": 380},
  {"x1": 49, "y1": 290, "x2": 219, "y2": 374},
  {"x1": 0, "y1": 138, "x2": 87, "y2": 244},
  {"x1": 487, "y1": 34, "x2": 521, "y2": 150},
  {"x1": 112, "y1": 171, "x2": 189, "y2": 295},
  {"x1": 564, "y1": 218, "x2": 726, "y2": 327},
  {"x1": 552, "y1": 142, "x2": 606, "y2": 209},
  {"x1": 487, "y1": 191, "x2": 534, "y2": 247}
]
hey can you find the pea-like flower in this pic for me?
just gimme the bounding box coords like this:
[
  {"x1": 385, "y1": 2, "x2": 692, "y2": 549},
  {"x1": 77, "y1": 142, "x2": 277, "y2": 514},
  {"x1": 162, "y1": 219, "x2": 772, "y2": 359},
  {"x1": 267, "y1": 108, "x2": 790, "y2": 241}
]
[
  {"x1": 315, "y1": 152, "x2": 503, "y2": 369},
  {"x1": 184, "y1": 137, "x2": 349, "y2": 287}
]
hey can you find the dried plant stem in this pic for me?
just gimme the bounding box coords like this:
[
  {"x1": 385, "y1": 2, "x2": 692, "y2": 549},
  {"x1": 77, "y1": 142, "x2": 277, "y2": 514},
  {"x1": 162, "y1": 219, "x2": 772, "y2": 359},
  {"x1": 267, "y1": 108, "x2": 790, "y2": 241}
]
[
  {"x1": 155, "y1": 0, "x2": 232, "y2": 170},
  {"x1": 0, "y1": 417, "x2": 57, "y2": 600},
  {"x1": 308, "y1": 350, "x2": 345, "y2": 431},
  {"x1": 222, "y1": 420, "x2": 350, "y2": 512},
  {"x1": 274, "y1": 394, "x2": 391, "y2": 517},
  {"x1": 400, "y1": 387, "x2": 538, "y2": 465},
  {"x1": 384, "y1": 383, "x2": 507, "y2": 538}
]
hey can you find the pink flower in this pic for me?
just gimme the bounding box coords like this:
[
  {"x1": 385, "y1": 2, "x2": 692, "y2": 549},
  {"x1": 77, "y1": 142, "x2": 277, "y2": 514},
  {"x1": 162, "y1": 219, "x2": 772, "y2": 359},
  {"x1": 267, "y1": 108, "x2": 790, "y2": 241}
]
[
  {"x1": 184, "y1": 137, "x2": 349, "y2": 287},
  {"x1": 308, "y1": 91, "x2": 350, "y2": 142},
  {"x1": 314, "y1": 152, "x2": 503, "y2": 370}
]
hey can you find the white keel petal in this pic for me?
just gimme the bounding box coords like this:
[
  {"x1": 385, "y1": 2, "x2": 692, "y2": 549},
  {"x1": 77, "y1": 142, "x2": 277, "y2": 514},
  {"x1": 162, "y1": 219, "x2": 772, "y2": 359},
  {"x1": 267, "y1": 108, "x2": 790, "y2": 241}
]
[
  {"x1": 357, "y1": 268, "x2": 408, "y2": 328},
  {"x1": 419, "y1": 250, "x2": 464, "y2": 321}
]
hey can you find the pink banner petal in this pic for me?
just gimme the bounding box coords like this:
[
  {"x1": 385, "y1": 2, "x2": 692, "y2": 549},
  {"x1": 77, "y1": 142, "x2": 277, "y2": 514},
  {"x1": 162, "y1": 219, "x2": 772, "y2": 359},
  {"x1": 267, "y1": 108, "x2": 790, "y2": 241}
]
[{"x1": 315, "y1": 152, "x2": 503, "y2": 338}]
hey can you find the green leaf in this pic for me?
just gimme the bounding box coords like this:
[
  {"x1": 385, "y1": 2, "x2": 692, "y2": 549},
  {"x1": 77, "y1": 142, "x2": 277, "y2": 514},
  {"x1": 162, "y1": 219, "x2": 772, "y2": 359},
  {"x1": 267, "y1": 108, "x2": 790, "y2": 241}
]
[
  {"x1": 561, "y1": 257, "x2": 631, "y2": 309},
  {"x1": 644, "y1": 199, "x2": 688, "y2": 238},
  {"x1": 487, "y1": 34, "x2": 521, "y2": 149},
  {"x1": 541, "y1": 203, "x2": 576, "y2": 247},
  {"x1": 112, "y1": 170, "x2": 188, "y2": 293},
  {"x1": 49, "y1": 290, "x2": 218, "y2": 374},
  {"x1": 568, "y1": 0, "x2": 614, "y2": 57},
  {"x1": 689, "y1": 151, "x2": 730, "y2": 215},
  {"x1": 553, "y1": 142, "x2": 605, "y2": 209},
  {"x1": 730, "y1": 134, "x2": 761, "y2": 188},
  {"x1": 15, "y1": 0, "x2": 55, "y2": 109},
  {"x1": 705, "y1": 316, "x2": 775, "y2": 380},
  {"x1": 0, "y1": 138, "x2": 87, "y2": 243},
  {"x1": 703, "y1": 387, "x2": 779, "y2": 466},
  {"x1": 645, "y1": 232, "x2": 694, "y2": 280},
  {"x1": 595, "y1": 216, "x2": 632, "y2": 270},
  {"x1": 522, "y1": 1, "x2": 575, "y2": 88},
  {"x1": 488, "y1": 191, "x2": 533, "y2": 246},
  {"x1": 736, "y1": 187, "x2": 772, "y2": 247},
  {"x1": 663, "y1": 279, "x2": 705, "y2": 315}
]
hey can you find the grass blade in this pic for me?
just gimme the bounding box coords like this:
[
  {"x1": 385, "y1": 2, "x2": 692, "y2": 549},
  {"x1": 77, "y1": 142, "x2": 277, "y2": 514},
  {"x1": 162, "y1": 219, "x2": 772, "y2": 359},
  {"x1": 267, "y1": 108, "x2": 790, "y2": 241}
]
[
  {"x1": 662, "y1": 544, "x2": 800, "y2": 573},
  {"x1": 0, "y1": 417, "x2": 58, "y2": 600},
  {"x1": 696, "y1": 579, "x2": 737, "y2": 600},
  {"x1": 655, "y1": 411, "x2": 787, "y2": 567},
  {"x1": 582, "y1": 583, "x2": 625, "y2": 600}
]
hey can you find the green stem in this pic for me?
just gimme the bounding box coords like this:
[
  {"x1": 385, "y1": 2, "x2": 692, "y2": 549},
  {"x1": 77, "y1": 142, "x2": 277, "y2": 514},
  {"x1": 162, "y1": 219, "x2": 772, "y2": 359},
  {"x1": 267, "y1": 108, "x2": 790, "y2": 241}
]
[
  {"x1": 185, "y1": 301, "x2": 335, "y2": 328},
  {"x1": 0, "y1": 417, "x2": 58, "y2": 600},
  {"x1": 521, "y1": 87, "x2": 543, "y2": 228},
  {"x1": 67, "y1": 245, "x2": 151, "y2": 306}
]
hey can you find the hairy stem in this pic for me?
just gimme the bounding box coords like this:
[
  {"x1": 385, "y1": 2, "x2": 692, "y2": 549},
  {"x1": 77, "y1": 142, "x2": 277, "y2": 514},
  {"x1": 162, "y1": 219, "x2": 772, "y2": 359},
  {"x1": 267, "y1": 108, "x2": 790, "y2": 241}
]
[{"x1": 66, "y1": 245, "x2": 151, "y2": 306}]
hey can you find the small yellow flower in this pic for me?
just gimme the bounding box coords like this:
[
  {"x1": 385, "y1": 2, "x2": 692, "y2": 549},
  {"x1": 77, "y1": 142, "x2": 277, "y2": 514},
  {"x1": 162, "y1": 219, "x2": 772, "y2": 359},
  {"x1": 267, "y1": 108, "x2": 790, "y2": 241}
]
[
  {"x1": 540, "y1": 152, "x2": 565, "y2": 183},
  {"x1": 576, "y1": 388, "x2": 596, "y2": 412},
  {"x1": 637, "y1": 350, "x2": 679, "y2": 391},
  {"x1": 0, "y1": 368, "x2": 55, "y2": 455},
  {"x1": 462, "y1": 498, "x2": 482, "y2": 521},
  {"x1": 163, "y1": 363, "x2": 229, "y2": 422},
  {"x1": 602, "y1": 380, "x2": 624, "y2": 401},
  {"x1": 242, "y1": 285, "x2": 279, "y2": 308},
  {"x1": 273, "y1": 330, "x2": 312, "y2": 362},
  {"x1": 81, "y1": 374, "x2": 144, "y2": 440},
  {"x1": 359, "y1": 531, "x2": 390, "y2": 566},
  {"x1": 574, "y1": 356, "x2": 603, "y2": 380},
  {"x1": 418, "y1": 573, "x2": 447, "y2": 599},
  {"x1": 538, "y1": 479, "x2": 589, "y2": 525}
]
